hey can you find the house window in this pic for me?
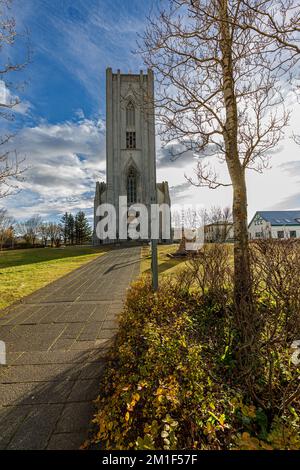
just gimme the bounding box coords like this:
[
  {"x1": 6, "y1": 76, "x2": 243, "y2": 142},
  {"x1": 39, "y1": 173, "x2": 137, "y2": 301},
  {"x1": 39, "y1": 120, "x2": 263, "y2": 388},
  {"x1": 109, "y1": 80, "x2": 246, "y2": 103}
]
[
  {"x1": 290, "y1": 231, "x2": 297, "y2": 238},
  {"x1": 255, "y1": 232, "x2": 263, "y2": 238},
  {"x1": 127, "y1": 167, "x2": 137, "y2": 205},
  {"x1": 126, "y1": 132, "x2": 136, "y2": 149},
  {"x1": 277, "y1": 231, "x2": 284, "y2": 239},
  {"x1": 126, "y1": 101, "x2": 135, "y2": 128}
]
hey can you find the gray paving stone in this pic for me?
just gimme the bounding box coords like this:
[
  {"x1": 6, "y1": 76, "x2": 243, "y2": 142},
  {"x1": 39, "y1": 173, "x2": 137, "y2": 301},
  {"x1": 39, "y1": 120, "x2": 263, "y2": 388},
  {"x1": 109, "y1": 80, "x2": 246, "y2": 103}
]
[
  {"x1": 79, "y1": 362, "x2": 105, "y2": 380},
  {"x1": 0, "y1": 405, "x2": 33, "y2": 449},
  {"x1": 20, "y1": 305, "x2": 56, "y2": 324},
  {"x1": 105, "y1": 312, "x2": 121, "y2": 321},
  {"x1": 61, "y1": 323, "x2": 85, "y2": 339},
  {"x1": 70, "y1": 340, "x2": 102, "y2": 350},
  {"x1": 39, "y1": 308, "x2": 66, "y2": 324},
  {"x1": 67, "y1": 378, "x2": 100, "y2": 402},
  {"x1": 0, "y1": 247, "x2": 141, "y2": 449},
  {"x1": 5, "y1": 352, "x2": 24, "y2": 365},
  {"x1": 102, "y1": 319, "x2": 119, "y2": 329},
  {"x1": 1, "y1": 363, "x2": 80, "y2": 383},
  {"x1": 50, "y1": 337, "x2": 75, "y2": 351},
  {"x1": 13, "y1": 350, "x2": 94, "y2": 365},
  {"x1": 46, "y1": 432, "x2": 86, "y2": 450},
  {"x1": 0, "y1": 306, "x2": 31, "y2": 326},
  {"x1": 6, "y1": 404, "x2": 64, "y2": 450},
  {"x1": 78, "y1": 323, "x2": 103, "y2": 341},
  {"x1": 97, "y1": 328, "x2": 117, "y2": 340},
  {"x1": 0, "y1": 379, "x2": 75, "y2": 405},
  {"x1": 55, "y1": 402, "x2": 94, "y2": 433},
  {"x1": 88, "y1": 308, "x2": 108, "y2": 322},
  {"x1": 1, "y1": 323, "x2": 65, "y2": 352},
  {"x1": 53, "y1": 305, "x2": 95, "y2": 323}
]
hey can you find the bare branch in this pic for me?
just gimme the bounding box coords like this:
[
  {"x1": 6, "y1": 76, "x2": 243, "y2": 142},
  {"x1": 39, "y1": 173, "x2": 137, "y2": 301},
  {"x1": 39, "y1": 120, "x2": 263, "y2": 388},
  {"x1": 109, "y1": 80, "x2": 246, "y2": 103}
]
[
  {"x1": 0, "y1": 0, "x2": 29, "y2": 198},
  {"x1": 186, "y1": 160, "x2": 232, "y2": 189}
]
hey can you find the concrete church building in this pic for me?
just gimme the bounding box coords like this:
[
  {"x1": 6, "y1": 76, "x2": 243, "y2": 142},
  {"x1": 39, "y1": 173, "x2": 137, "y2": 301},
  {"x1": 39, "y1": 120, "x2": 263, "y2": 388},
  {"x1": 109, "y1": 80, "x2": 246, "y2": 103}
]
[{"x1": 94, "y1": 68, "x2": 171, "y2": 244}]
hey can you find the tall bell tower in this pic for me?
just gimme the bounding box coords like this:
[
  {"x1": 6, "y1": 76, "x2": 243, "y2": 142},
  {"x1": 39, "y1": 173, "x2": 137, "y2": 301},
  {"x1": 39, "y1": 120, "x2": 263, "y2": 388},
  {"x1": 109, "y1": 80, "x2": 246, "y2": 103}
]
[
  {"x1": 94, "y1": 68, "x2": 171, "y2": 243},
  {"x1": 106, "y1": 68, "x2": 157, "y2": 213}
]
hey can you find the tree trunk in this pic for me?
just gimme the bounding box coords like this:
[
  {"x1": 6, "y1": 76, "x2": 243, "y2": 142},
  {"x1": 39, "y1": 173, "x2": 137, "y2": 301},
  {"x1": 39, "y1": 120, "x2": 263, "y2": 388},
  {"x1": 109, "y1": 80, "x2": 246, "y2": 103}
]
[
  {"x1": 232, "y1": 173, "x2": 252, "y2": 306},
  {"x1": 219, "y1": 0, "x2": 257, "y2": 375},
  {"x1": 232, "y1": 181, "x2": 258, "y2": 378}
]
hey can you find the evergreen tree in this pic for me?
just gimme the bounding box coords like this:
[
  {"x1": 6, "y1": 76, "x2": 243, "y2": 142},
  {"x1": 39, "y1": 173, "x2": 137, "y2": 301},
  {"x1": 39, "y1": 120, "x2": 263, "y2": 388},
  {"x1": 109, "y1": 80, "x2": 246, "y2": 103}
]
[
  {"x1": 74, "y1": 211, "x2": 92, "y2": 245},
  {"x1": 60, "y1": 212, "x2": 69, "y2": 245},
  {"x1": 67, "y1": 213, "x2": 75, "y2": 245}
]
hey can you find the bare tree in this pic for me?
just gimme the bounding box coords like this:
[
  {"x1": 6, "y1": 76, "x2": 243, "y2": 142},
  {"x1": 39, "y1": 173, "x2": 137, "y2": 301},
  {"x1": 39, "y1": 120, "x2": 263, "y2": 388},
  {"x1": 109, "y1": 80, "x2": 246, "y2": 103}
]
[
  {"x1": 172, "y1": 206, "x2": 207, "y2": 241},
  {"x1": 39, "y1": 223, "x2": 49, "y2": 248},
  {"x1": 0, "y1": 207, "x2": 13, "y2": 249},
  {"x1": 140, "y1": 0, "x2": 300, "y2": 371},
  {"x1": 47, "y1": 223, "x2": 62, "y2": 248},
  {"x1": 205, "y1": 206, "x2": 233, "y2": 242},
  {"x1": 18, "y1": 215, "x2": 41, "y2": 247},
  {"x1": 0, "y1": 0, "x2": 29, "y2": 198}
]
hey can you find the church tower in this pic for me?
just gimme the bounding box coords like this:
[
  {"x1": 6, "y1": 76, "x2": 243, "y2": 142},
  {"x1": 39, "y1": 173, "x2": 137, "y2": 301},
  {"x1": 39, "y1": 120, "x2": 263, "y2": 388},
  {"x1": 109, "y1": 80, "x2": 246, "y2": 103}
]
[{"x1": 94, "y1": 68, "x2": 171, "y2": 244}]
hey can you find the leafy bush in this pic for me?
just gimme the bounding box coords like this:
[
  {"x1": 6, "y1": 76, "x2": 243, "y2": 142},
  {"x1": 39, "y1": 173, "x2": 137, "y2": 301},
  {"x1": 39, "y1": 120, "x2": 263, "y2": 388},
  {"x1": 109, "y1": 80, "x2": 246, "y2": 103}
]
[
  {"x1": 249, "y1": 240, "x2": 300, "y2": 413},
  {"x1": 91, "y1": 260, "x2": 300, "y2": 450}
]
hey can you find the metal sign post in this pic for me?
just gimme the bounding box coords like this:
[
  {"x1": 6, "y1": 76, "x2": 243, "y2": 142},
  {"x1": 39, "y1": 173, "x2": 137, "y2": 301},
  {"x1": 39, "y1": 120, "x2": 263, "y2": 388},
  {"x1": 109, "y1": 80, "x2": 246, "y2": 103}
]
[{"x1": 151, "y1": 238, "x2": 158, "y2": 291}]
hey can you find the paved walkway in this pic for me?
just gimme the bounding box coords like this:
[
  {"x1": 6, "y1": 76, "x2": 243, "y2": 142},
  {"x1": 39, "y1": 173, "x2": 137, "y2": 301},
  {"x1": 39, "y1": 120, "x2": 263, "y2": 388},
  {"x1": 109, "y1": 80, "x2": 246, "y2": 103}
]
[{"x1": 0, "y1": 246, "x2": 141, "y2": 450}]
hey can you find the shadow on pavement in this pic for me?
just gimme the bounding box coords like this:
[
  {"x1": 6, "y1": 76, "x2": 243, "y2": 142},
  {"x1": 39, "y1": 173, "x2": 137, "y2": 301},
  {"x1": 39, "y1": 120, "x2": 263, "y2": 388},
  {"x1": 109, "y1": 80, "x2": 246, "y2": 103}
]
[{"x1": 0, "y1": 346, "x2": 110, "y2": 450}]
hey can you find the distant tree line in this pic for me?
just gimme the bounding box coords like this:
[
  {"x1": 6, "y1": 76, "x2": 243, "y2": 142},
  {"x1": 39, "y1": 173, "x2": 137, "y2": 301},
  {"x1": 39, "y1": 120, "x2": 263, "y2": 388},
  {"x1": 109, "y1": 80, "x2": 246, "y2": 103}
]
[
  {"x1": 0, "y1": 209, "x2": 92, "y2": 250},
  {"x1": 60, "y1": 212, "x2": 92, "y2": 246}
]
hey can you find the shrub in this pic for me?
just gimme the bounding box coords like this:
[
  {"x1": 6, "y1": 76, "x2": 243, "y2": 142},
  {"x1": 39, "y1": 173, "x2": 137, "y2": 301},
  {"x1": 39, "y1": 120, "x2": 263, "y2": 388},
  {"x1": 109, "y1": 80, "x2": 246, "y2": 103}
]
[
  {"x1": 91, "y1": 262, "x2": 300, "y2": 450},
  {"x1": 248, "y1": 240, "x2": 300, "y2": 413},
  {"x1": 186, "y1": 244, "x2": 233, "y2": 301},
  {"x1": 250, "y1": 239, "x2": 300, "y2": 341}
]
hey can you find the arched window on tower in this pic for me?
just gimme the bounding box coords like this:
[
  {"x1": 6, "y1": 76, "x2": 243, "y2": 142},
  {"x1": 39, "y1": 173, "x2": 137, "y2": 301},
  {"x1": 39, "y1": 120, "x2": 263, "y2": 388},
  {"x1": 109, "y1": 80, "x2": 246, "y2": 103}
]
[
  {"x1": 127, "y1": 167, "x2": 137, "y2": 205},
  {"x1": 126, "y1": 101, "x2": 135, "y2": 128},
  {"x1": 126, "y1": 101, "x2": 136, "y2": 149}
]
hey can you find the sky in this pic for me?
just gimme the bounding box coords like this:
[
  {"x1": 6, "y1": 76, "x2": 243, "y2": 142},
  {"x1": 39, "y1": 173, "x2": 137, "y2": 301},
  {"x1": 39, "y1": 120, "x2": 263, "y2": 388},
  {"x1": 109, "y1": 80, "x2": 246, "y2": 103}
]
[{"x1": 1, "y1": 0, "x2": 300, "y2": 223}]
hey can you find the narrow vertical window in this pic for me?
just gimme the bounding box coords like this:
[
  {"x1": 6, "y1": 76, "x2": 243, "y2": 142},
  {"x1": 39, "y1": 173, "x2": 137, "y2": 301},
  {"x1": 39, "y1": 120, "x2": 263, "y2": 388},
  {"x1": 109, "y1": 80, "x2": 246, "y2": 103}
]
[
  {"x1": 127, "y1": 167, "x2": 137, "y2": 205},
  {"x1": 126, "y1": 131, "x2": 136, "y2": 149},
  {"x1": 126, "y1": 101, "x2": 135, "y2": 128}
]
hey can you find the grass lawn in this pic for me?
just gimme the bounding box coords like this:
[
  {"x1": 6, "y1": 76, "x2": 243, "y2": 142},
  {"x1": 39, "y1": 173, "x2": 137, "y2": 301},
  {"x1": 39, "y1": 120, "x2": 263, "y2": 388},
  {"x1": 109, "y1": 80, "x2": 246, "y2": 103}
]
[
  {"x1": 140, "y1": 243, "x2": 188, "y2": 278},
  {"x1": 0, "y1": 246, "x2": 108, "y2": 312}
]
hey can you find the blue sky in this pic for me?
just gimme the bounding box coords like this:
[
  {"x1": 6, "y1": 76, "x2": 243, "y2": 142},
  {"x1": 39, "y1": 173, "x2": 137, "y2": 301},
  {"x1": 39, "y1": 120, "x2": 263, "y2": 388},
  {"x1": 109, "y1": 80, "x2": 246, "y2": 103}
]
[
  {"x1": 1, "y1": 0, "x2": 152, "y2": 221},
  {"x1": 13, "y1": 0, "x2": 149, "y2": 124},
  {"x1": 1, "y1": 0, "x2": 300, "y2": 222}
]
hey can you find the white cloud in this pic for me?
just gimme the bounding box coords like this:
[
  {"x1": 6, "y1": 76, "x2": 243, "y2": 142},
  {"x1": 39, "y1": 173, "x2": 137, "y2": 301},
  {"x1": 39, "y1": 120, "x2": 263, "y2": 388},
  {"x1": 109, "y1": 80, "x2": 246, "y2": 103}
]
[
  {"x1": 0, "y1": 80, "x2": 31, "y2": 115},
  {"x1": 4, "y1": 105, "x2": 299, "y2": 222},
  {"x1": 157, "y1": 106, "x2": 300, "y2": 219},
  {"x1": 2, "y1": 116, "x2": 106, "y2": 220}
]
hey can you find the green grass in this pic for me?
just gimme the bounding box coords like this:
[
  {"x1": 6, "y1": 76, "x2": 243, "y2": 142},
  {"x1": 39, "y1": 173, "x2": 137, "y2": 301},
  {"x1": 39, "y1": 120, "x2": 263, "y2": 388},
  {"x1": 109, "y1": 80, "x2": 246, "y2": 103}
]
[
  {"x1": 140, "y1": 243, "x2": 188, "y2": 278},
  {"x1": 0, "y1": 246, "x2": 108, "y2": 312},
  {"x1": 140, "y1": 243, "x2": 235, "y2": 287}
]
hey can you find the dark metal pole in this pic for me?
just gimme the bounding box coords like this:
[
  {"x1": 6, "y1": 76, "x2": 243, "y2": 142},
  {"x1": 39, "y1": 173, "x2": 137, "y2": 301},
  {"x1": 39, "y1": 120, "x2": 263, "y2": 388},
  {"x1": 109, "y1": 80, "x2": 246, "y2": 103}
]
[
  {"x1": 148, "y1": 68, "x2": 159, "y2": 292},
  {"x1": 151, "y1": 239, "x2": 158, "y2": 291}
]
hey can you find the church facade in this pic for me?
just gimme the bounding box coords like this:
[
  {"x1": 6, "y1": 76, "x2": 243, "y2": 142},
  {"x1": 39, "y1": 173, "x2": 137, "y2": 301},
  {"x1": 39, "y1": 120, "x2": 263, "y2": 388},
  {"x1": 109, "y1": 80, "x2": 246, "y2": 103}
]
[{"x1": 93, "y1": 68, "x2": 171, "y2": 244}]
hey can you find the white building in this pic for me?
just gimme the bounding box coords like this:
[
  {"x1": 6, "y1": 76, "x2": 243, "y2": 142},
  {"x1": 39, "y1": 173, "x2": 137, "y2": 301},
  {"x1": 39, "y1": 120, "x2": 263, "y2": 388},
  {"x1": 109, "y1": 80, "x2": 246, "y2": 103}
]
[
  {"x1": 93, "y1": 68, "x2": 171, "y2": 244},
  {"x1": 204, "y1": 222, "x2": 234, "y2": 243},
  {"x1": 248, "y1": 211, "x2": 300, "y2": 240}
]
